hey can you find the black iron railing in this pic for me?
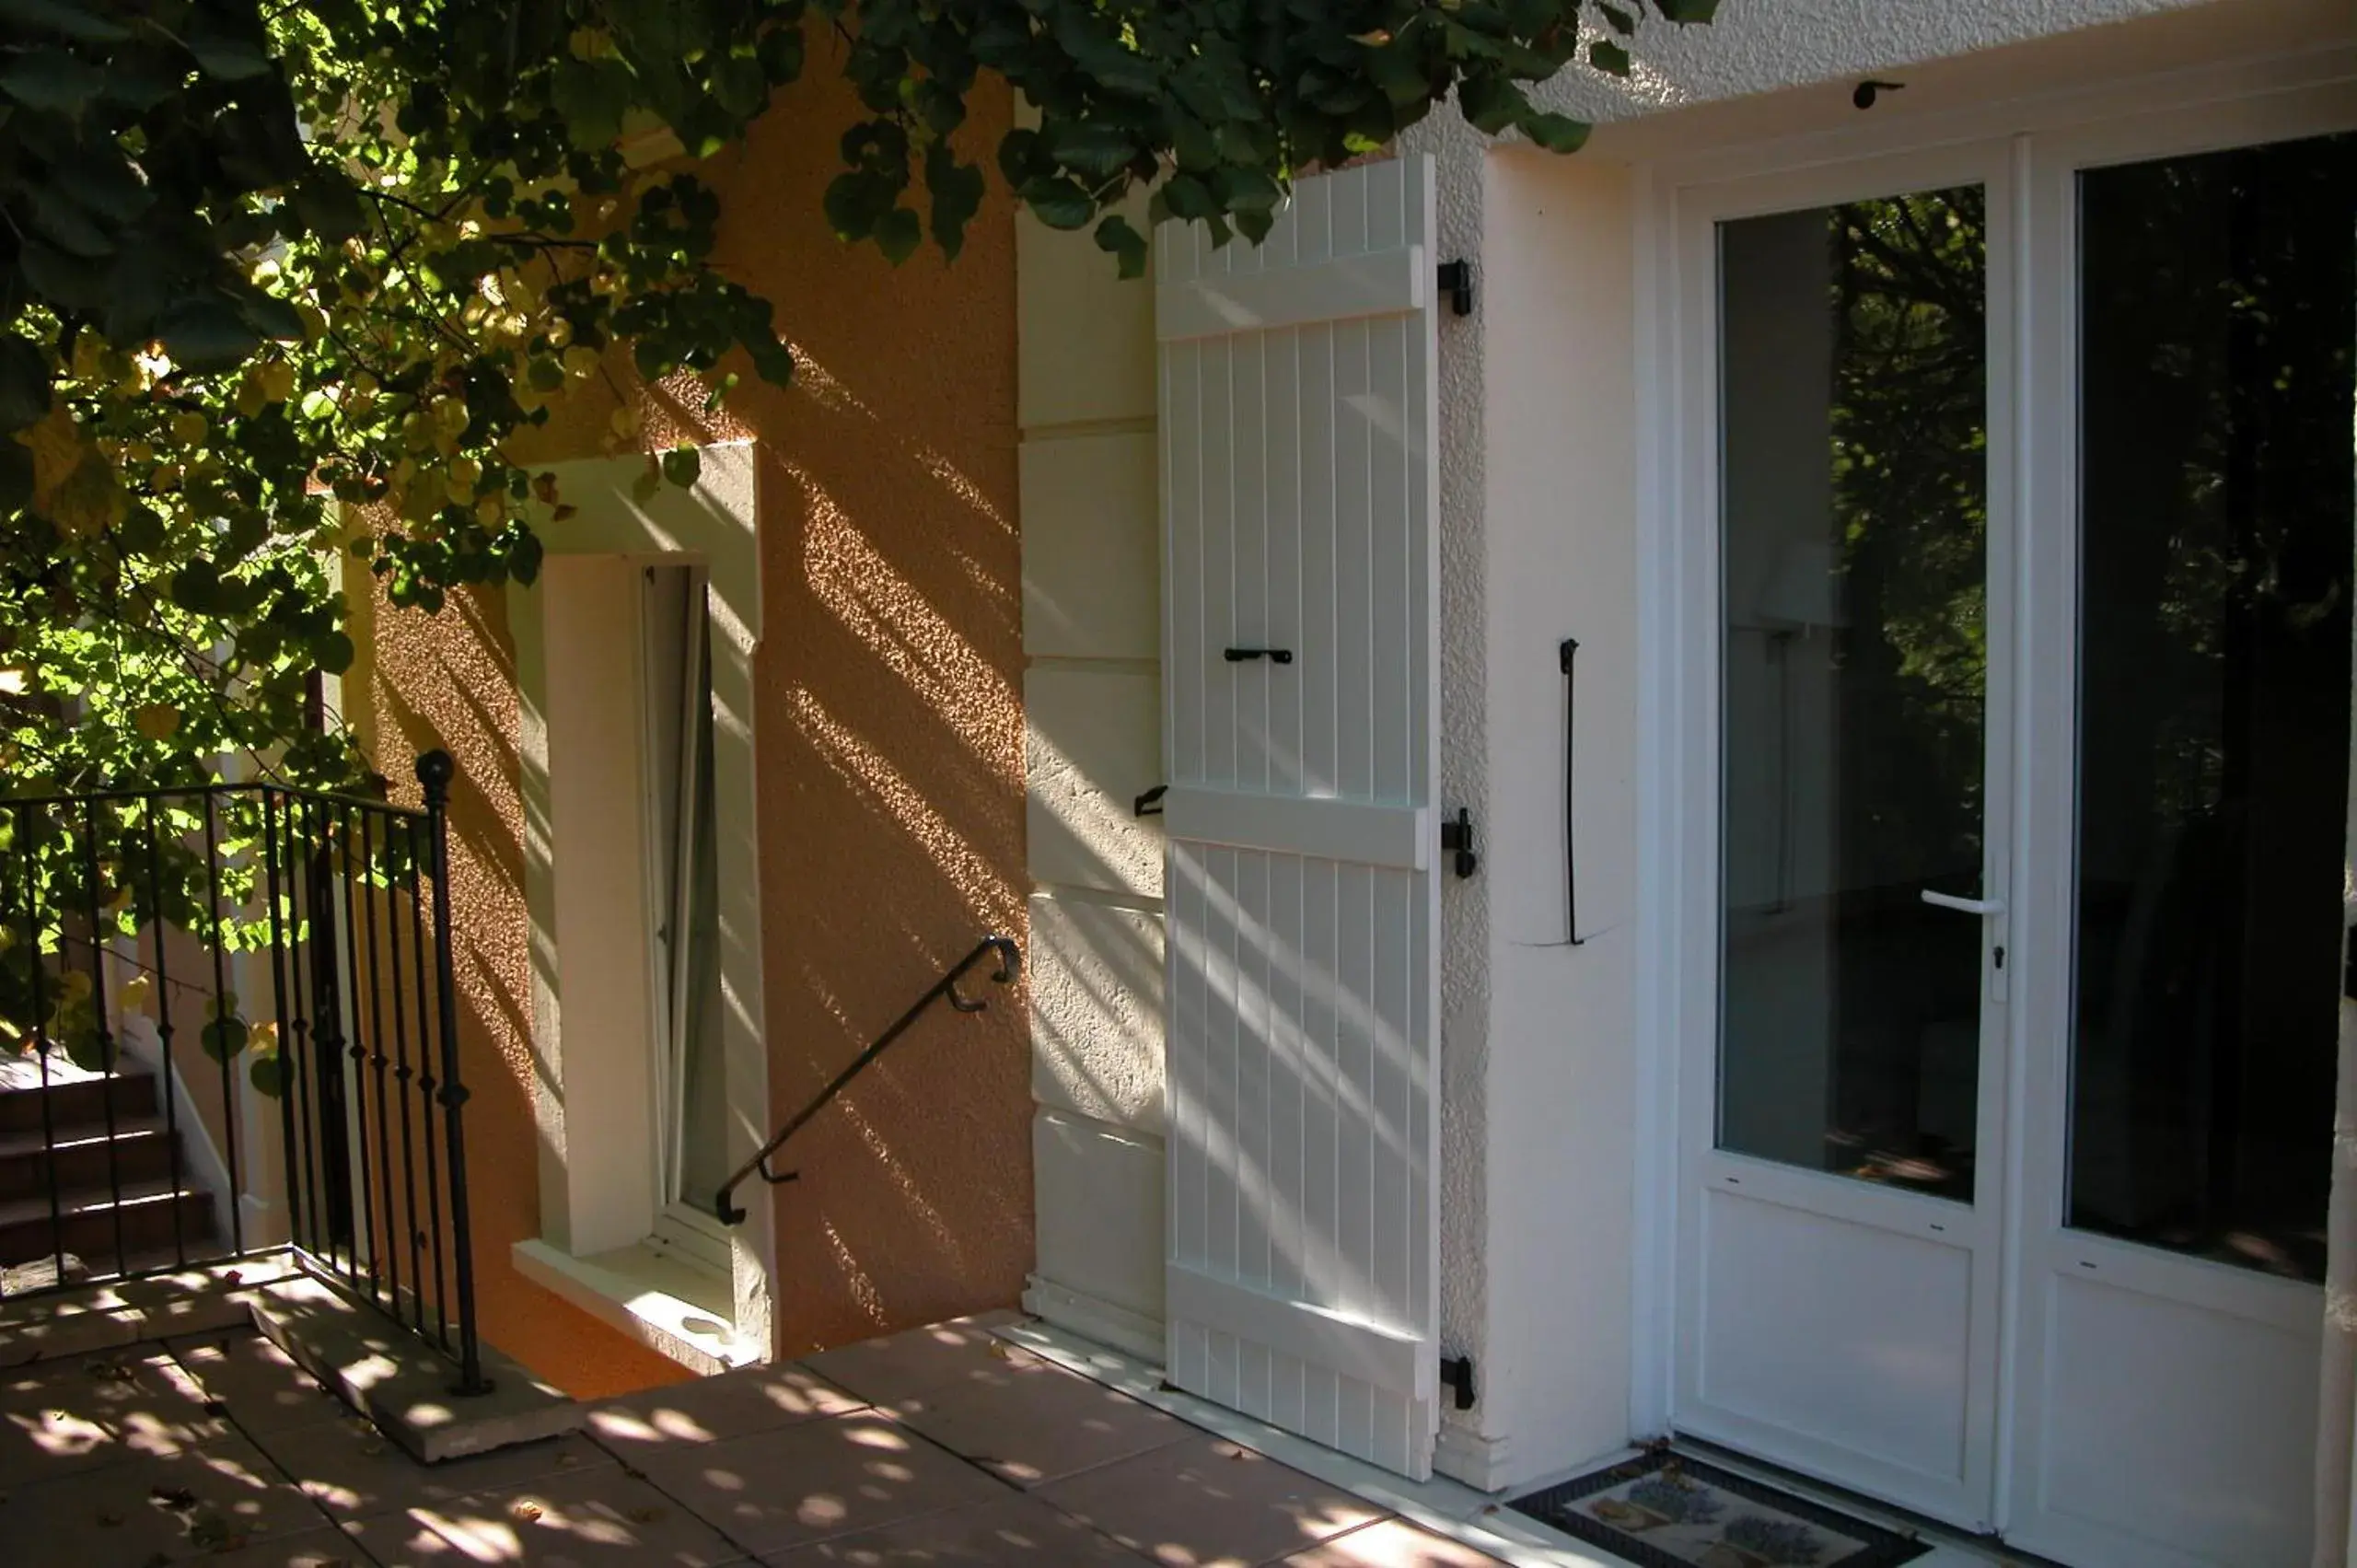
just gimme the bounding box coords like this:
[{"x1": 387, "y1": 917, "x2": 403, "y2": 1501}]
[
  {"x1": 0, "y1": 751, "x2": 487, "y2": 1393},
  {"x1": 715, "y1": 935, "x2": 1019, "y2": 1225}
]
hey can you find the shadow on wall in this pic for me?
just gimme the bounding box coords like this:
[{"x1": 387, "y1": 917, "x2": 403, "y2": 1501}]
[{"x1": 355, "y1": 64, "x2": 1033, "y2": 1388}]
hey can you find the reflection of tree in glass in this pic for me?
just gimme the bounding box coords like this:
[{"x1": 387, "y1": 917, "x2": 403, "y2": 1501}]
[
  {"x1": 2070, "y1": 133, "x2": 2355, "y2": 1282},
  {"x1": 1826, "y1": 189, "x2": 1988, "y2": 899}
]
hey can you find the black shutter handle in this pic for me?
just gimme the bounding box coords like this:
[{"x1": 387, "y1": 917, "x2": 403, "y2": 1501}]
[{"x1": 1224, "y1": 646, "x2": 1294, "y2": 665}]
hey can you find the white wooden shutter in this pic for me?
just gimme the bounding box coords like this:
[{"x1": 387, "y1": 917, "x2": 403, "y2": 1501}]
[{"x1": 1155, "y1": 157, "x2": 1443, "y2": 1480}]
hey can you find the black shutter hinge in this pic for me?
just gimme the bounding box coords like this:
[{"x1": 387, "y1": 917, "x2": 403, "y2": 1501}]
[
  {"x1": 1440, "y1": 807, "x2": 1479, "y2": 879},
  {"x1": 1437, "y1": 259, "x2": 1474, "y2": 318},
  {"x1": 1439, "y1": 1354, "x2": 1477, "y2": 1411},
  {"x1": 1135, "y1": 784, "x2": 1167, "y2": 818}
]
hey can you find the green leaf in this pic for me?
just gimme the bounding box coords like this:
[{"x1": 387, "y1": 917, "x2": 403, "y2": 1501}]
[
  {"x1": 0, "y1": 0, "x2": 130, "y2": 43},
  {"x1": 756, "y1": 20, "x2": 806, "y2": 83},
  {"x1": 1042, "y1": 120, "x2": 1137, "y2": 180},
  {"x1": 289, "y1": 174, "x2": 366, "y2": 243},
  {"x1": 1589, "y1": 40, "x2": 1632, "y2": 76},
  {"x1": 660, "y1": 446, "x2": 702, "y2": 488},
  {"x1": 1521, "y1": 111, "x2": 1591, "y2": 154},
  {"x1": 1093, "y1": 215, "x2": 1148, "y2": 281},
  {"x1": 823, "y1": 171, "x2": 889, "y2": 241},
  {"x1": 874, "y1": 206, "x2": 922, "y2": 264},
  {"x1": 0, "y1": 338, "x2": 53, "y2": 435},
  {"x1": 310, "y1": 630, "x2": 354, "y2": 676},
  {"x1": 708, "y1": 52, "x2": 768, "y2": 119},
  {"x1": 924, "y1": 143, "x2": 984, "y2": 259},
  {"x1": 200, "y1": 1014, "x2": 249, "y2": 1063},
  {"x1": 552, "y1": 58, "x2": 632, "y2": 149},
  {"x1": 29, "y1": 188, "x2": 112, "y2": 258},
  {"x1": 1598, "y1": 3, "x2": 1637, "y2": 35},
  {"x1": 248, "y1": 1049, "x2": 284, "y2": 1098},
  {"x1": 185, "y1": 27, "x2": 273, "y2": 80},
  {"x1": 0, "y1": 49, "x2": 105, "y2": 114},
  {"x1": 157, "y1": 297, "x2": 262, "y2": 374},
  {"x1": 1457, "y1": 75, "x2": 1529, "y2": 134}
]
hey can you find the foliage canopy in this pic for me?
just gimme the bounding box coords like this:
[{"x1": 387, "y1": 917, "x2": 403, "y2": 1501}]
[{"x1": 0, "y1": 0, "x2": 1713, "y2": 796}]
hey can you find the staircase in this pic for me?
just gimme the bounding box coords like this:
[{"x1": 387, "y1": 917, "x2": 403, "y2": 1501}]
[{"x1": 0, "y1": 1058, "x2": 217, "y2": 1293}]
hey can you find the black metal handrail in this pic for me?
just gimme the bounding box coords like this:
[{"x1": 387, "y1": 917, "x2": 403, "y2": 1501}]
[
  {"x1": 0, "y1": 751, "x2": 488, "y2": 1395},
  {"x1": 714, "y1": 934, "x2": 1019, "y2": 1225}
]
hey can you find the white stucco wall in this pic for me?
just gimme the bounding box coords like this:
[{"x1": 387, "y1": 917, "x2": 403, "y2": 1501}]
[{"x1": 1014, "y1": 0, "x2": 2331, "y2": 1493}]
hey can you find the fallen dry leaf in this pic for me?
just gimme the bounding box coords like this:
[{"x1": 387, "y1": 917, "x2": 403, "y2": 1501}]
[{"x1": 510, "y1": 1500, "x2": 544, "y2": 1522}]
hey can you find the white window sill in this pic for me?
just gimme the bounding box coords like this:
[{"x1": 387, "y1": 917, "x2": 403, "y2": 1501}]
[{"x1": 512, "y1": 1237, "x2": 761, "y2": 1376}]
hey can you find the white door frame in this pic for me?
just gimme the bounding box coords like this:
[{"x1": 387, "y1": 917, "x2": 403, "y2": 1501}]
[
  {"x1": 1635, "y1": 51, "x2": 2357, "y2": 1559},
  {"x1": 1663, "y1": 136, "x2": 2020, "y2": 1531}
]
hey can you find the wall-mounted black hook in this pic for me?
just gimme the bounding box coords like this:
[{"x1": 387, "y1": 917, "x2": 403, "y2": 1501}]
[
  {"x1": 1134, "y1": 784, "x2": 1167, "y2": 818},
  {"x1": 1440, "y1": 807, "x2": 1479, "y2": 879},
  {"x1": 1224, "y1": 646, "x2": 1294, "y2": 665}
]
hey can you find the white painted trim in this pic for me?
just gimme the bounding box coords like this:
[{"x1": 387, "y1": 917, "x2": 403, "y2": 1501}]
[
  {"x1": 511, "y1": 1237, "x2": 756, "y2": 1375},
  {"x1": 1019, "y1": 1273, "x2": 1165, "y2": 1364},
  {"x1": 1432, "y1": 1422, "x2": 1519, "y2": 1494},
  {"x1": 508, "y1": 441, "x2": 774, "y2": 1363},
  {"x1": 1160, "y1": 785, "x2": 1431, "y2": 871},
  {"x1": 1155, "y1": 244, "x2": 1426, "y2": 341},
  {"x1": 1167, "y1": 1261, "x2": 1434, "y2": 1402},
  {"x1": 1633, "y1": 44, "x2": 2356, "y2": 192}
]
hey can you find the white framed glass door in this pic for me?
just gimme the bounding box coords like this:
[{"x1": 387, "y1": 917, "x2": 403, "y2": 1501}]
[
  {"x1": 1670, "y1": 141, "x2": 2019, "y2": 1532},
  {"x1": 1668, "y1": 82, "x2": 2357, "y2": 1568},
  {"x1": 2002, "y1": 107, "x2": 2356, "y2": 1568}
]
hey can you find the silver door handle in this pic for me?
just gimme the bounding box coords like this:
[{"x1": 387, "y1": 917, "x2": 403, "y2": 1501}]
[{"x1": 1921, "y1": 889, "x2": 2004, "y2": 917}]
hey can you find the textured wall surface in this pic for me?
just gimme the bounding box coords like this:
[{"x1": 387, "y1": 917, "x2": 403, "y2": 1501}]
[
  {"x1": 1014, "y1": 184, "x2": 1170, "y2": 1356},
  {"x1": 1526, "y1": 0, "x2": 2217, "y2": 123},
  {"x1": 355, "y1": 63, "x2": 1028, "y2": 1392}
]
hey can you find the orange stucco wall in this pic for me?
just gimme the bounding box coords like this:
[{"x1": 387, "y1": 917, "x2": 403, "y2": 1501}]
[{"x1": 350, "y1": 64, "x2": 1028, "y2": 1394}]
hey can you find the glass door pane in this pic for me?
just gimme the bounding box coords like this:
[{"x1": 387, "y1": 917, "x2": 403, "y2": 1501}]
[
  {"x1": 2070, "y1": 132, "x2": 2357, "y2": 1283},
  {"x1": 1718, "y1": 187, "x2": 1991, "y2": 1202}
]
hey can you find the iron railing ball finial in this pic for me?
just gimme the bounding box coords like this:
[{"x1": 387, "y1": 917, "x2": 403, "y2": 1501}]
[{"x1": 415, "y1": 749, "x2": 455, "y2": 805}]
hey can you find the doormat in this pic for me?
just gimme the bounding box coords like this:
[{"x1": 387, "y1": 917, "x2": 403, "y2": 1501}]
[{"x1": 1510, "y1": 1450, "x2": 1933, "y2": 1568}]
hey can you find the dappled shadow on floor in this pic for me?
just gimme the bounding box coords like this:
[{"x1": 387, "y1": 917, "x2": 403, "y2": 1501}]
[{"x1": 0, "y1": 1315, "x2": 1499, "y2": 1565}]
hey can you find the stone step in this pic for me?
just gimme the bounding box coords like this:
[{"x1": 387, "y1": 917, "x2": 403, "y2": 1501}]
[
  {"x1": 250, "y1": 1272, "x2": 583, "y2": 1463},
  {"x1": 0, "y1": 1114, "x2": 180, "y2": 1202},
  {"x1": 0, "y1": 1179, "x2": 216, "y2": 1268},
  {"x1": 0, "y1": 1070, "x2": 157, "y2": 1134}
]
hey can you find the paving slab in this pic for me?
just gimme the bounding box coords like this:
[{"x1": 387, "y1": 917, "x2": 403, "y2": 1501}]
[
  {"x1": 0, "y1": 1342, "x2": 229, "y2": 1487},
  {"x1": 587, "y1": 1363, "x2": 865, "y2": 1455},
  {"x1": 250, "y1": 1407, "x2": 615, "y2": 1520},
  {"x1": 170, "y1": 1325, "x2": 348, "y2": 1434},
  {"x1": 628, "y1": 1410, "x2": 1011, "y2": 1557},
  {"x1": 1280, "y1": 1518, "x2": 1504, "y2": 1566},
  {"x1": 342, "y1": 1462, "x2": 747, "y2": 1566},
  {"x1": 0, "y1": 1430, "x2": 337, "y2": 1562},
  {"x1": 878, "y1": 1349, "x2": 1191, "y2": 1488},
  {"x1": 1036, "y1": 1434, "x2": 1390, "y2": 1568},
  {"x1": 759, "y1": 1492, "x2": 1153, "y2": 1565},
  {"x1": 797, "y1": 1312, "x2": 1027, "y2": 1405}
]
